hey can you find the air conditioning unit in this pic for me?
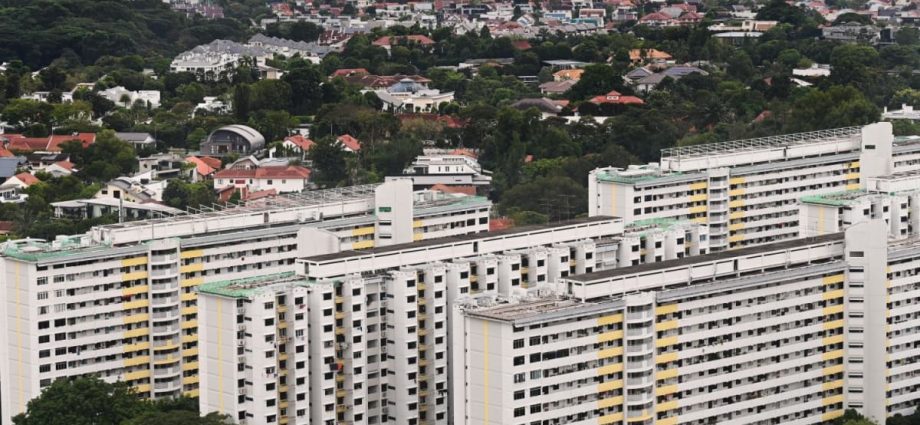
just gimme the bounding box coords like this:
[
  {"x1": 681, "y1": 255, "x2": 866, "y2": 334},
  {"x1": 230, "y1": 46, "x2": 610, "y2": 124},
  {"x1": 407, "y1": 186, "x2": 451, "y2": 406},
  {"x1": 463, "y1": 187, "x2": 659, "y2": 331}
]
[
  {"x1": 238, "y1": 388, "x2": 247, "y2": 395},
  {"x1": 238, "y1": 340, "x2": 246, "y2": 346}
]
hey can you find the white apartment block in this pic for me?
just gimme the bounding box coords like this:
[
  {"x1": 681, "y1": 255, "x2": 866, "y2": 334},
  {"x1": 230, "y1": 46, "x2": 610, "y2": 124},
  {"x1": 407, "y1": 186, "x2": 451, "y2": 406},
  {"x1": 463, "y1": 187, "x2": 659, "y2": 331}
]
[
  {"x1": 799, "y1": 168, "x2": 920, "y2": 239},
  {"x1": 197, "y1": 215, "x2": 721, "y2": 425},
  {"x1": 589, "y1": 122, "x2": 920, "y2": 251},
  {"x1": 453, "y1": 219, "x2": 920, "y2": 425},
  {"x1": 199, "y1": 216, "x2": 626, "y2": 425},
  {"x1": 0, "y1": 182, "x2": 491, "y2": 425}
]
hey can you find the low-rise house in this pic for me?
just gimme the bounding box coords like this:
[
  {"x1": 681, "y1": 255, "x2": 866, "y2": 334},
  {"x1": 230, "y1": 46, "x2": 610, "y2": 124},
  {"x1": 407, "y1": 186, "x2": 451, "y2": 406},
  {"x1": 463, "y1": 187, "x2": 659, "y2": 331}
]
[
  {"x1": 43, "y1": 160, "x2": 75, "y2": 177},
  {"x1": 374, "y1": 78, "x2": 455, "y2": 113},
  {"x1": 214, "y1": 165, "x2": 312, "y2": 193},
  {"x1": 510, "y1": 98, "x2": 567, "y2": 119},
  {"x1": 281, "y1": 135, "x2": 316, "y2": 158},
  {"x1": 115, "y1": 132, "x2": 157, "y2": 150},
  {"x1": 553, "y1": 68, "x2": 584, "y2": 81},
  {"x1": 185, "y1": 156, "x2": 222, "y2": 182},
  {"x1": 95, "y1": 177, "x2": 160, "y2": 203},
  {"x1": 626, "y1": 65, "x2": 708, "y2": 92},
  {"x1": 0, "y1": 133, "x2": 95, "y2": 153},
  {"x1": 194, "y1": 96, "x2": 232, "y2": 115},
  {"x1": 99, "y1": 86, "x2": 161, "y2": 109},
  {"x1": 588, "y1": 90, "x2": 645, "y2": 105},
  {"x1": 822, "y1": 22, "x2": 879, "y2": 42},
  {"x1": 387, "y1": 151, "x2": 491, "y2": 192},
  {"x1": 793, "y1": 64, "x2": 832, "y2": 78},
  {"x1": 883, "y1": 104, "x2": 920, "y2": 121},
  {"x1": 628, "y1": 48, "x2": 673, "y2": 64},
  {"x1": 708, "y1": 19, "x2": 778, "y2": 32},
  {"x1": 337, "y1": 134, "x2": 361, "y2": 152},
  {"x1": 2, "y1": 172, "x2": 38, "y2": 190},
  {"x1": 200, "y1": 125, "x2": 266, "y2": 157},
  {"x1": 372, "y1": 35, "x2": 435, "y2": 52},
  {"x1": 539, "y1": 79, "x2": 576, "y2": 95}
]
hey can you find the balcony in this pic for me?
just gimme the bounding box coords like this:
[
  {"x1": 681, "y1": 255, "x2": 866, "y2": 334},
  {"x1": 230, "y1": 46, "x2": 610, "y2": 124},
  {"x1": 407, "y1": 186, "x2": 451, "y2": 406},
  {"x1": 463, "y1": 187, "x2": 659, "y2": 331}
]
[{"x1": 151, "y1": 296, "x2": 179, "y2": 307}]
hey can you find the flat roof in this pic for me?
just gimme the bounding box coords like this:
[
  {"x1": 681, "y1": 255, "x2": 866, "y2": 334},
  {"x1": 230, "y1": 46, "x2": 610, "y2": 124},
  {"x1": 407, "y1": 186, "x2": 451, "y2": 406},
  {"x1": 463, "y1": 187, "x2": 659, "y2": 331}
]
[
  {"x1": 800, "y1": 190, "x2": 869, "y2": 207},
  {"x1": 659, "y1": 126, "x2": 861, "y2": 161},
  {"x1": 565, "y1": 232, "x2": 845, "y2": 283},
  {"x1": 465, "y1": 296, "x2": 625, "y2": 325},
  {"x1": 304, "y1": 216, "x2": 617, "y2": 263},
  {"x1": 198, "y1": 272, "x2": 300, "y2": 298},
  {"x1": 594, "y1": 168, "x2": 704, "y2": 185}
]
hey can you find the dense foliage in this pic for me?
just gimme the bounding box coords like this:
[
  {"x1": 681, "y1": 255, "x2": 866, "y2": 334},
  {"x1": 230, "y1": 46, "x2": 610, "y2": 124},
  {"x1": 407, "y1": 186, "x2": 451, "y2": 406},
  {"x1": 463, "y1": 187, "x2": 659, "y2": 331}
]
[
  {"x1": 12, "y1": 377, "x2": 232, "y2": 425},
  {"x1": 0, "y1": 0, "x2": 249, "y2": 69}
]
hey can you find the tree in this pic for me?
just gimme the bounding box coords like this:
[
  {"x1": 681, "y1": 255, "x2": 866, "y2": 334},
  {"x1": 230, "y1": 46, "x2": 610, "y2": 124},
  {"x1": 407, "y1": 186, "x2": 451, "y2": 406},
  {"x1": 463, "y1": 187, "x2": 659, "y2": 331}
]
[
  {"x1": 163, "y1": 180, "x2": 217, "y2": 211},
  {"x1": 72, "y1": 130, "x2": 138, "y2": 182},
  {"x1": 566, "y1": 64, "x2": 625, "y2": 101},
  {"x1": 283, "y1": 63, "x2": 325, "y2": 115},
  {"x1": 250, "y1": 110, "x2": 296, "y2": 143},
  {"x1": 249, "y1": 79, "x2": 293, "y2": 112},
  {"x1": 896, "y1": 26, "x2": 920, "y2": 45},
  {"x1": 13, "y1": 377, "x2": 147, "y2": 425},
  {"x1": 830, "y1": 44, "x2": 879, "y2": 88},
  {"x1": 232, "y1": 84, "x2": 252, "y2": 120},
  {"x1": 367, "y1": 136, "x2": 422, "y2": 177},
  {"x1": 123, "y1": 411, "x2": 234, "y2": 425},
  {"x1": 186, "y1": 127, "x2": 208, "y2": 150},
  {"x1": 309, "y1": 137, "x2": 349, "y2": 187},
  {"x1": 833, "y1": 12, "x2": 872, "y2": 25},
  {"x1": 2, "y1": 99, "x2": 53, "y2": 130},
  {"x1": 499, "y1": 176, "x2": 587, "y2": 221}
]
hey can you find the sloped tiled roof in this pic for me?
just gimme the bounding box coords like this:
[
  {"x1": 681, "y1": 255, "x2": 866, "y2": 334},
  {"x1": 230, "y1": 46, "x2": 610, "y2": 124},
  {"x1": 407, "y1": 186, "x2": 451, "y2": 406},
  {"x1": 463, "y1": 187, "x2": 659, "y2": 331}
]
[
  {"x1": 284, "y1": 135, "x2": 316, "y2": 151},
  {"x1": 337, "y1": 134, "x2": 361, "y2": 151},
  {"x1": 214, "y1": 166, "x2": 312, "y2": 179}
]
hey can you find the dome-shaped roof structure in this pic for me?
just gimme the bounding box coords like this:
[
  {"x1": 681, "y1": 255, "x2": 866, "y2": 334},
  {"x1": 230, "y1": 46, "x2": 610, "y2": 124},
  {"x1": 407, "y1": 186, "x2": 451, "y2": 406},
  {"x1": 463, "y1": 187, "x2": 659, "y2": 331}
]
[{"x1": 201, "y1": 125, "x2": 266, "y2": 157}]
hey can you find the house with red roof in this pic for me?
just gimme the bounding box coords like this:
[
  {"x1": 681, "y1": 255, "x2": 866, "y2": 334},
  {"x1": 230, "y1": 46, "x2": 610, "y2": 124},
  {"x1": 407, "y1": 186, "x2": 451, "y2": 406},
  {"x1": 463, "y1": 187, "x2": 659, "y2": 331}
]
[
  {"x1": 3, "y1": 172, "x2": 39, "y2": 189},
  {"x1": 282, "y1": 135, "x2": 316, "y2": 158},
  {"x1": 330, "y1": 68, "x2": 369, "y2": 78},
  {"x1": 588, "y1": 90, "x2": 645, "y2": 105},
  {"x1": 44, "y1": 160, "x2": 76, "y2": 177},
  {"x1": 0, "y1": 133, "x2": 95, "y2": 153},
  {"x1": 185, "y1": 156, "x2": 220, "y2": 182},
  {"x1": 638, "y1": 11, "x2": 674, "y2": 26},
  {"x1": 214, "y1": 165, "x2": 312, "y2": 193},
  {"x1": 337, "y1": 134, "x2": 361, "y2": 152},
  {"x1": 372, "y1": 35, "x2": 436, "y2": 53},
  {"x1": 0, "y1": 147, "x2": 13, "y2": 158}
]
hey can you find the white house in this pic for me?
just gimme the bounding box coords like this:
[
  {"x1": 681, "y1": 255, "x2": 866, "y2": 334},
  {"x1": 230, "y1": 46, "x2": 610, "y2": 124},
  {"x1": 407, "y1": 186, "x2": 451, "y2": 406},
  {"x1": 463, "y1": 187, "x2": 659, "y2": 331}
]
[
  {"x1": 99, "y1": 86, "x2": 161, "y2": 109},
  {"x1": 213, "y1": 165, "x2": 311, "y2": 193},
  {"x1": 43, "y1": 160, "x2": 76, "y2": 177},
  {"x1": 373, "y1": 78, "x2": 454, "y2": 113}
]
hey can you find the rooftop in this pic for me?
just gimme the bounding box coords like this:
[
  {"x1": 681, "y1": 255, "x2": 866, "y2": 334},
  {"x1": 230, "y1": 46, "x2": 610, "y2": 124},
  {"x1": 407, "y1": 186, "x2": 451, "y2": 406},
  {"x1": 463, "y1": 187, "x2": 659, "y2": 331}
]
[
  {"x1": 565, "y1": 232, "x2": 845, "y2": 283},
  {"x1": 198, "y1": 272, "x2": 299, "y2": 298},
  {"x1": 96, "y1": 184, "x2": 379, "y2": 233},
  {"x1": 659, "y1": 126, "x2": 862, "y2": 160},
  {"x1": 800, "y1": 190, "x2": 870, "y2": 207},
  {"x1": 466, "y1": 297, "x2": 579, "y2": 321},
  {"x1": 304, "y1": 215, "x2": 614, "y2": 263}
]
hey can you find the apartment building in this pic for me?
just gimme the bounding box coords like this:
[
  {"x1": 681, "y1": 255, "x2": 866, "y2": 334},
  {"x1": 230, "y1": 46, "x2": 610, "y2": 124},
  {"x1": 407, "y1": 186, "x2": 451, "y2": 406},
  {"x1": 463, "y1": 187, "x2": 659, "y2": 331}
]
[
  {"x1": 0, "y1": 181, "x2": 492, "y2": 425},
  {"x1": 453, "y1": 218, "x2": 920, "y2": 425},
  {"x1": 195, "y1": 214, "x2": 727, "y2": 425},
  {"x1": 589, "y1": 122, "x2": 920, "y2": 251},
  {"x1": 799, "y1": 168, "x2": 920, "y2": 239}
]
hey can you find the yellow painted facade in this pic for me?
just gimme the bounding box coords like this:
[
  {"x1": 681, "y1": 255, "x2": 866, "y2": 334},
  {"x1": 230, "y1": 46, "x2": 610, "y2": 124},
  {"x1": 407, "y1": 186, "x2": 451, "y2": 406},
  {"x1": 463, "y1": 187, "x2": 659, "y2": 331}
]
[{"x1": 121, "y1": 256, "x2": 148, "y2": 267}]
